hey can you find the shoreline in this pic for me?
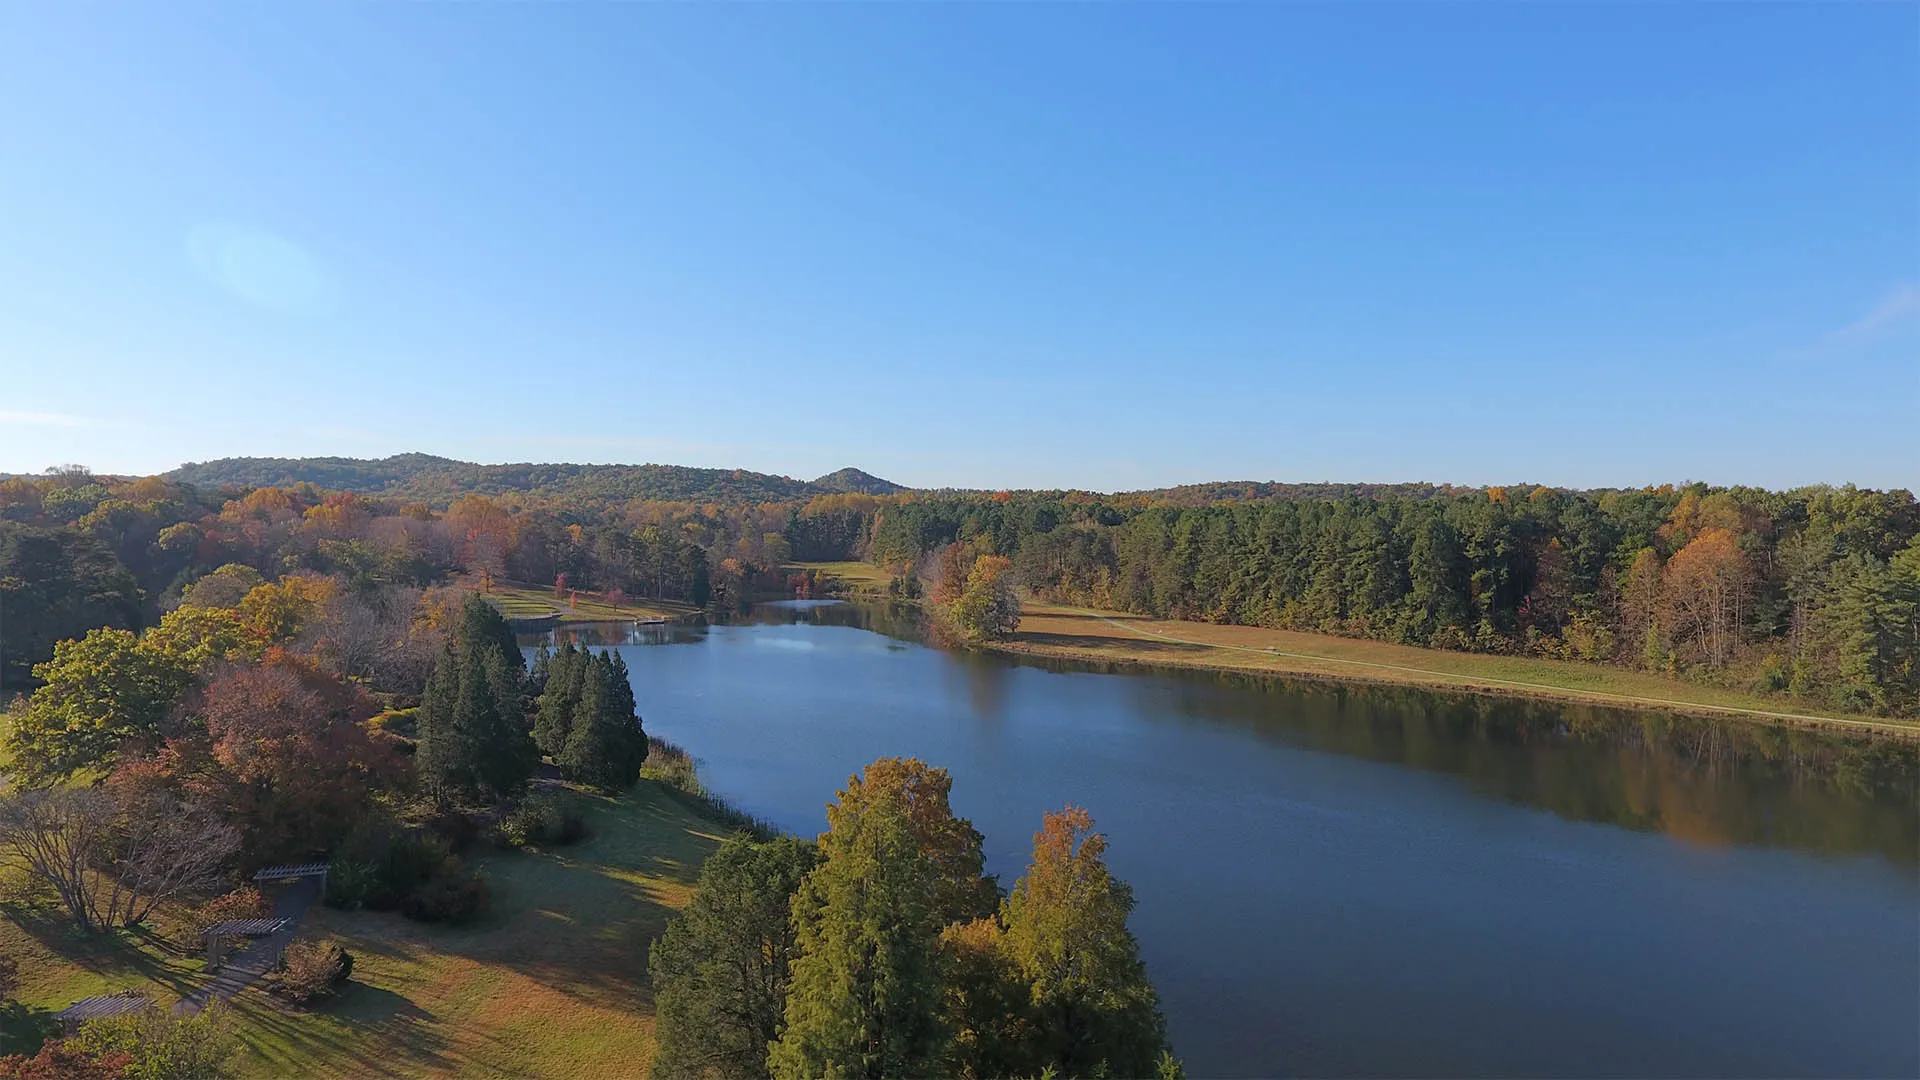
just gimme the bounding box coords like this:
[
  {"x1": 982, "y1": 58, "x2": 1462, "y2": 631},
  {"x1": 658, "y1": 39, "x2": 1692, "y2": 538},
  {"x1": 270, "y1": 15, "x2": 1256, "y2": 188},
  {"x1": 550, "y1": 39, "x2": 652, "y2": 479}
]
[{"x1": 989, "y1": 603, "x2": 1920, "y2": 740}]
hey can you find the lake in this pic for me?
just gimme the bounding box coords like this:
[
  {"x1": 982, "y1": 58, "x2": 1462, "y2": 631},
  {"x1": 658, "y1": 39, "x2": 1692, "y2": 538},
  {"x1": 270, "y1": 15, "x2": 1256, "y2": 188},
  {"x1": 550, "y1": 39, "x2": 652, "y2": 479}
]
[{"x1": 526, "y1": 601, "x2": 1920, "y2": 1078}]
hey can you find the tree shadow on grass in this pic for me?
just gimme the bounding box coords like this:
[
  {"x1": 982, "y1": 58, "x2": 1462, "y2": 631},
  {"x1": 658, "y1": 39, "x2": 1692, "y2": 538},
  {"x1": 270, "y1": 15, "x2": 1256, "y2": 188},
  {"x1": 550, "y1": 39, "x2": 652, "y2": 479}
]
[
  {"x1": 0, "y1": 1002, "x2": 60, "y2": 1057},
  {"x1": 233, "y1": 982, "x2": 452, "y2": 1077},
  {"x1": 1019, "y1": 631, "x2": 1209, "y2": 654},
  {"x1": 1, "y1": 901, "x2": 204, "y2": 999}
]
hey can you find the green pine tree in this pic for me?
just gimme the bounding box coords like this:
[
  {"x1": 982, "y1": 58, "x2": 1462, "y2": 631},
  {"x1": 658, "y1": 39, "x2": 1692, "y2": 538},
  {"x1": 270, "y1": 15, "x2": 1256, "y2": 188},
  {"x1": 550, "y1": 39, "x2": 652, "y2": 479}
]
[
  {"x1": 649, "y1": 835, "x2": 819, "y2": 1080},
  {"x1": 770, "y1": 791, "x2": 952, "y2": 1078},
  {"x1": 557, "y1": 651, "x2": 648, "y2": 790}
]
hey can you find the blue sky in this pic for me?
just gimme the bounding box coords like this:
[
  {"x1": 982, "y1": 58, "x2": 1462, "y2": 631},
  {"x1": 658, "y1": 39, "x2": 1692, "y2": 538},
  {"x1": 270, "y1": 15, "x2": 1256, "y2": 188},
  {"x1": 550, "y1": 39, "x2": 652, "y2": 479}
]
[{"x1": 0, "y1": 3, "x2": 1913, "y2": 491}]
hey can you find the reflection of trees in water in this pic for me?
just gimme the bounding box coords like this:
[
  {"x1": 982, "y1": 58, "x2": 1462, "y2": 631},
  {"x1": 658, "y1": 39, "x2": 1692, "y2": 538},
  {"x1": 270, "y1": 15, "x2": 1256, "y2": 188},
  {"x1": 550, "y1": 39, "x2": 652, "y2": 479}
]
[
  {"x1": 941, "y1": 652, "x2": 1011, "y2": 723},
  {"x1": 727, "y1": 600, "x2": 932, "y2": 644},
  {"x1": 1113, "y1": 669, "x2": 1919, "y2": 865},
  {"x1": 519, "y1": 621, "x2": 710, "y2": 648}
]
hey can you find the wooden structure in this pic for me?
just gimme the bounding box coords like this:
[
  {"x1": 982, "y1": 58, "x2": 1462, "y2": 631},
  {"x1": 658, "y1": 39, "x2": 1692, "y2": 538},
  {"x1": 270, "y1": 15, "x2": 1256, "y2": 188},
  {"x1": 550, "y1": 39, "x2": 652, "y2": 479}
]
[
  {"x1": 200, "y1": 917, "x2": 292, "y2": 972},
  {"x1": 56, "y1": 991, "x2": 151, "y2": 1034},
  {"x1": 253, "y1": 862, "x2": 330, "y2": 889}
]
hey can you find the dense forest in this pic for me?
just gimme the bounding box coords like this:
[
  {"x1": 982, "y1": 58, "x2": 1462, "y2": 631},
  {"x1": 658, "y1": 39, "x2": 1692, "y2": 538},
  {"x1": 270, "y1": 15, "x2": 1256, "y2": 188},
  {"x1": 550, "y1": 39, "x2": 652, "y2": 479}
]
[
  {"x1": 3, "y1": 461, "x2": 1915, "y2": 716},
  {"x1": 856, "y1": 485, "x2": 1920, "y2": 716}
]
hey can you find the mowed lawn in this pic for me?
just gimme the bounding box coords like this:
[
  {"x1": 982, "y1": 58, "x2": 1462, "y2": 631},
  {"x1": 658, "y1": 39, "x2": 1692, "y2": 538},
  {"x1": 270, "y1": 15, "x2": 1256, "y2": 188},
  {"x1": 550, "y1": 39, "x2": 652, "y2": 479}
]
[
  {"x1": 1, "y1": 780, "x2": 730, "y2": 1076},
  {"x1": 228, "y1": 780, "x2": 726, "y2": 1078},
  {"x1": 788, "y1": 561, "x2": 893, "y2": 596},
  {"x1": 1009, "y1": 601, "x2": 1919, "y2": 737},
  {"x1": 484, "y1": 581, "x2": 696, "y2": 624}
]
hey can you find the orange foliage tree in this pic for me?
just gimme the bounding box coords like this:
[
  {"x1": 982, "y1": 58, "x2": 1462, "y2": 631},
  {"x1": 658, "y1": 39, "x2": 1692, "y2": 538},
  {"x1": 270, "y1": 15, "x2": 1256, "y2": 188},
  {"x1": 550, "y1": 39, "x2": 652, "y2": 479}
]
[{"x1": 1661, "y1": 528, "x2": 1751, "y2": 667}]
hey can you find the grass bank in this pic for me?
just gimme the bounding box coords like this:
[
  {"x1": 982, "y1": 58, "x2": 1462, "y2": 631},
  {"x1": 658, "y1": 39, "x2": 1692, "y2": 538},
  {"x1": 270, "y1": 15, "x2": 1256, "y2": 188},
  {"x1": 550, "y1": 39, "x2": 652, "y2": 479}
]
[
  {"x1": 484, "y1": 581, "x2": 697, "y2": 624},
  {"x1": 2, "y1": 779, "x2": 734, "y2": 1077},
  {"x1": 787, "y1": 561, "x2": 894, "y2": 599},
  {"x1": 999, "y1": 601, "x2": 1920, "y2": 739}
]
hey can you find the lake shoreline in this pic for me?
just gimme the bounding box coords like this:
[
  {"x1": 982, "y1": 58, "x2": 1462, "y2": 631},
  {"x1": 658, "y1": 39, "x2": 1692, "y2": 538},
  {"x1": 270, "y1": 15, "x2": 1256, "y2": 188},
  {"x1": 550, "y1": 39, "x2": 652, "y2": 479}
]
[{"x1": 986, "y1": 602, "x2": 1920, "y2": 741}]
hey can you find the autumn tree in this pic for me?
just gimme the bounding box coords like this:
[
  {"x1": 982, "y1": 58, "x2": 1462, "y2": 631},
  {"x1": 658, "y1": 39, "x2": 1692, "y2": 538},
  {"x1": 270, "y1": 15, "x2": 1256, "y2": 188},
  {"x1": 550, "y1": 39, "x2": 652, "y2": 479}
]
[
  {"x1": 649, "y1": 835, "x2": 819, "y2": 1080},
  {"x1": 189, "y1": 658, "x2": 408, "y2": 864},
  {"x1": 1662, "y1": 528, "x2": 1751, "y2": 667},
  {"x1": 4, "y1": 628, "x2": 196, "y2": 783},
  {"x1": 948, "y1": 555, "x2": 1023, "y2": 643},
  {"x1": 1000, "y1": 807, "x2": 1169, "y2": 1079},
  {"x1": 0, "y1": 785, "x2": 239, "y2": 932},
  {"x1": 1616, "y1": 546, "x2": 1664, "y2": 667}
]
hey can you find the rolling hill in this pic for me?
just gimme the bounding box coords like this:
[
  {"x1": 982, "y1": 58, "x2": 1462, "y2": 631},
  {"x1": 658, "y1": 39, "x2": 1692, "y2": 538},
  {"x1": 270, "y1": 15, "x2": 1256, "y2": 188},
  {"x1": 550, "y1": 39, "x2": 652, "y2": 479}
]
[{"x1": 163, "y1": 455, "x2": 906, "y2": 505}]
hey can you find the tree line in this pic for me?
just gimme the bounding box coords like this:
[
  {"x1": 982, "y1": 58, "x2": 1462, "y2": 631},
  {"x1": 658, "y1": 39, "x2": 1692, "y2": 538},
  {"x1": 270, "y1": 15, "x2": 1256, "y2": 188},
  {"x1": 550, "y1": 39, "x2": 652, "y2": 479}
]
[
  {"x1": 7, "y1": 466, "x2": 1915, "y2": 714},
  {"x1": 847, "y1": 485, "x2": 1920, "y2": 715}
]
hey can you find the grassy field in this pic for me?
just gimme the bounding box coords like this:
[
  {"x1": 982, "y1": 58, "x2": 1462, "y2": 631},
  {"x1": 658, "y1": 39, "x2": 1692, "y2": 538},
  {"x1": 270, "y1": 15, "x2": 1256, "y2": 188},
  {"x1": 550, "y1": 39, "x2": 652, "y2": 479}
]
[
  {"x1": 788, "y1": 561, "x2": 894, "y2": 597},
  {"x1": 1004, "y1": 601, "x2": 1920, "y2": 738},
  {"x1": 484, "y1": 581, "x2": 697, "y2": 624},
  {"x1": 2, "y1": 780, "x2": 730, "y2": 1077}
]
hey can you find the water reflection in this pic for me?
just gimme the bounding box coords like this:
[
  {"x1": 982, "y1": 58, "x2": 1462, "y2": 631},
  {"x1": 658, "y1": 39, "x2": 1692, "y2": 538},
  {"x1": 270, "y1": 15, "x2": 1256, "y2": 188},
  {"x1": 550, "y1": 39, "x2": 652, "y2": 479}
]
[
  {"x1": 1101, "y1": 671, "x2": 1919, "y2": 865},
  {"x1": 543, "y1": 601, "x2": 1919, "y2": 1077},
  {"x1": 528, "y1": 604, "x2": 1918, "y2": 866}
]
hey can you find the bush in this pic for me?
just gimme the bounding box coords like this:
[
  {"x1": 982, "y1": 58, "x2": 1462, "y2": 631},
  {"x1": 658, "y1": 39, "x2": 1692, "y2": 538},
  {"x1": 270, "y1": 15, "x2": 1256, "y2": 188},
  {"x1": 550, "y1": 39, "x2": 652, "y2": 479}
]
[
  {"x1": 326, "y1": 827, "x2": 450, "y2": 911},
  {"x1": 426, "y1": 809, "x2": 482, "y2": 854},
  {"x1": 640, "y1": 736, "x2": 701, "y2": 794},
  {"x1": 264, "y1": 940, "x2": 354, "y2": 1004},
  {"x1": 197, "y1": 887, "x2": 270, "y2": 926},
  {"x1": 400, "y1": 863, "x2": 490, "y2": 925},
  {"x1": 70, "y1": 1002, "x2": 235, "y2": 1079},
  {"x1": 496, "y1": 792, "x2": 585, "y2": 849}
]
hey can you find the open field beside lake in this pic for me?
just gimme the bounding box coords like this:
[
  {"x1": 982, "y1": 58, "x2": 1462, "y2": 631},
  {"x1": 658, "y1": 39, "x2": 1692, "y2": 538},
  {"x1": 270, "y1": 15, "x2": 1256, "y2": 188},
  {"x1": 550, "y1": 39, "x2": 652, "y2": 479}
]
[
  {"x1": 788, "y1": 560, "x2": 893, "y2": 596},
  {"x1": 2, "y1": 780, "x2": 727, "y2": 1077},
  {"x1": 1004, "y1": 601, "x2": 1920, "y2": 738},
  {"x1": 484, "y1": 581, "x2": 696, "y2": 624}
]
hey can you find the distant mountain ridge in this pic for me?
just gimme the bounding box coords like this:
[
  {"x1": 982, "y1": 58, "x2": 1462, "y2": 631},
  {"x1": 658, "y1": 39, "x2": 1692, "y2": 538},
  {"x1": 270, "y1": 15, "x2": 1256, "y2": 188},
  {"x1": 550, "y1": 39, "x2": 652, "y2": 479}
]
[{"x1": 163, "y1": 454, "x2": 906, "y2": 505}]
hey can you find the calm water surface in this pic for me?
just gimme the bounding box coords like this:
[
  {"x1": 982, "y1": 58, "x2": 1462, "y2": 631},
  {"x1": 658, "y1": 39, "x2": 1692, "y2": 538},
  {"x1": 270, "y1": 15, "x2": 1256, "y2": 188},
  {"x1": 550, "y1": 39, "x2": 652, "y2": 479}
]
[{"x1": 528, "y1": 602, "x2": 1920, "y2": 1079}]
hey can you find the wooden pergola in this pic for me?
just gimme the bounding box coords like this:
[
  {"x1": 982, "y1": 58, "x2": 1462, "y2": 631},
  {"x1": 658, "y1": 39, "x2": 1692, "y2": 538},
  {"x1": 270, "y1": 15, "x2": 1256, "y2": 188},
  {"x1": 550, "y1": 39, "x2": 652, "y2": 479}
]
[
  {"x1": 199, "y1": 918, "x2": 292, "y2": 971},
  {"x1": 253, "y1": 862, "x2": 330, "y2": 888},
  {"x1": 56, "y1": 991, "x2": 151, "y2": 1034}
]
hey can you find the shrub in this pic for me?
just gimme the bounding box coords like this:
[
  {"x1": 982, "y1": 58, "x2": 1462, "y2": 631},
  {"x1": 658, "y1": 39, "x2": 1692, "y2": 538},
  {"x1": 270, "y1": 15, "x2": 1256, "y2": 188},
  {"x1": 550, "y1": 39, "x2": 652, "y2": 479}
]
[
  {"x1": 496, "y1": 792, "x2": 585, "y2": 849},
  {"x1": 640, "y1": 736, "x2": 701, "y2": 795},
  {"x1": 426, "y1": 809, "x2": 481, "y2": 853},
  {"x1": 0, "y1": 1041, "x2": 132, "y2": 1079},
  {"x1": 326, "y1": 827, "x2": 450, "y2": 911},
  {"x1": 264, "y1": 940, "x2": 354, "y2": 1004},
  {"x1": 197, "y1": 887, "x2": 270, "y2": 926},
  {"x1": 69, "y1": 1002, "x2": 235, "y2": 1079},
  {"x1": 400, "y1": 862, "x2": 489, "y2": 925}
]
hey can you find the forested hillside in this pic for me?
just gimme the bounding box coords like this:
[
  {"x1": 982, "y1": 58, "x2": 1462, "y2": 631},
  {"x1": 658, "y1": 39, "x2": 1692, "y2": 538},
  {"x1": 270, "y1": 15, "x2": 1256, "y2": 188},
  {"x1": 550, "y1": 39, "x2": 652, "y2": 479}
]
[
  {"x1": 4, "y1": 462, "x2": 1914, "y2": 716},
  {"x1": 164, "y1": 455, "x2": 904, "y2": 506}
]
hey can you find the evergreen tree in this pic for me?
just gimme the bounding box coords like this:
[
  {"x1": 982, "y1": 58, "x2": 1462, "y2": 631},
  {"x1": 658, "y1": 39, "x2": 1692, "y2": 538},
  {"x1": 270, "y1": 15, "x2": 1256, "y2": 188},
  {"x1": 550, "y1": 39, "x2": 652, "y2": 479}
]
[
  {"x1": 1001, "y1": 807, "x2": 1169, "y2": 1079},
  {"x1": 770, "y1": 795, "x2": 951, "y2": 1080},
  {"x1": 533, "y1": 642, "x2": 587, "y2": 758},
  {"x1": 649, "y1": 835, "x2": 819, "y2": 1080},
  {"x1": 415, "y1": 597, "x2": 537, "y2": 804},
  {"x1": 558, "y1": 650, "x2": 648, "y2": 790}
]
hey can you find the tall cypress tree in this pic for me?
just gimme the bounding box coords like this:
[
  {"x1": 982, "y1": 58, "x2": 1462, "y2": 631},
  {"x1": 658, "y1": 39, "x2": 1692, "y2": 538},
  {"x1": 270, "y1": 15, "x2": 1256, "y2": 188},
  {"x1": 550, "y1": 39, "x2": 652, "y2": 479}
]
[
  {"x1": 770, "y1": 796, "x2": 949, "y2": 1080},
  {"x1": 558, "y1": 650, "x2": 647, "y2": 791},
  {"x1": 416, "y1": 597, "x2": 537, "y2": 804}
]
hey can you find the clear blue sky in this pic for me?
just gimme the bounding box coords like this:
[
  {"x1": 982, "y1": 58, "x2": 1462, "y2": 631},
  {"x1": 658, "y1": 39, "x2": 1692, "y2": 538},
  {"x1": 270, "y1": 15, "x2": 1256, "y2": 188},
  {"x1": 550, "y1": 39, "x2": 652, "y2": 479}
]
[{"x1": 1, "y1": 3, "x2": 1914, "y2": 491}]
